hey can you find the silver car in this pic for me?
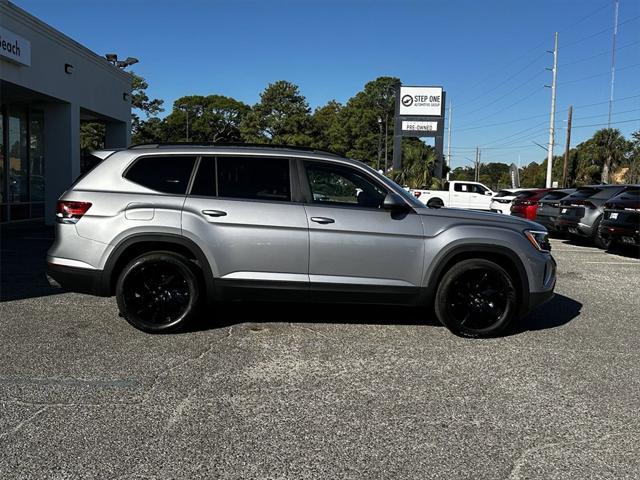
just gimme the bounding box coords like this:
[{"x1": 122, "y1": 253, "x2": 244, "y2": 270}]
[{"x1": 47, "y1": 144, "x2": 556, "y2": 338}]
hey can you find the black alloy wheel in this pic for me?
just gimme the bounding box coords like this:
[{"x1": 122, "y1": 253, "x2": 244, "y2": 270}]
[
  {"x1": 116, "y1": 252, "x2": 200, "y2": 333},
  {"x1": 435, "y1": 259, "x2": 518, "y2": 338}
]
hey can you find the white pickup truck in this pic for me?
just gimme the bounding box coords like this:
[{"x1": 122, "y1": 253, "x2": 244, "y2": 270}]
[{"x1": 411, "y1": 181, "x2": 495, "y2": 210}]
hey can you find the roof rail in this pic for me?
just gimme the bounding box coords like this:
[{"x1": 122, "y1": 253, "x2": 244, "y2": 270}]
[{"x1": 128, "y1": 142, "x2": 343, "y2": 157}]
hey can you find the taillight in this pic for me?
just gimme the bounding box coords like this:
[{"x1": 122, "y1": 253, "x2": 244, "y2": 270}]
[
  {"x1": 414, "y1": 191, "x2": 421, "y2": 198},
  {"x1": 56, "y1": 201, "x2": 92, "y2": 224}
]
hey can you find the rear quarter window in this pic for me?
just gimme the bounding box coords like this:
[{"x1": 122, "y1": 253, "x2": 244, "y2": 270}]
[{"x1": 124, "y1": 156, "x2": 197, "y2": 194}]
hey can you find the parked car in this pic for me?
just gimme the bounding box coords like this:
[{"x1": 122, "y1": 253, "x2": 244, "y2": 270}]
[
  {"x1": 490, "y1": 188, "x2": 532, "y2": 215},
  {"x1": 411, "y1": 180, "x2": 494, "y2": 210},
  {"x1": 510, "y1": 189, "x2": 553, "y2": 220},
  {"x1": 533, "y1": 189, "x2": 575, "y2": 232},
  {"x1": 598, "y1": 186, "x2": 640, "y2": 248},
  {"x1": 556, "y1": 184, "x2": 635, "y2": 248},
  {"x1": 47, "y1": 144, "x2": 555, "y2": 338}
]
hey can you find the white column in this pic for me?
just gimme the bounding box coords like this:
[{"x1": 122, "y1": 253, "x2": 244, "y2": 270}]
[{"x1": 44, "y1": 102, "x2": 80, "y2": 225}]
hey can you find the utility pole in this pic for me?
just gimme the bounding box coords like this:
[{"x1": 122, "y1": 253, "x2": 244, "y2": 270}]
[
  {"x1": 545, "y1": 32, "x2": 558, "y2": 188},
  {"x1": 608, "y1": 0, "x2": 619, "y2": 127},
  {"x1": 475, "y1": 147, "x2": 480, "y2": 182},
  {"x1": 446, "y1": 101, "x2": 452, "y2": 180},
  {"x1": 562, "y1": 105, "x2": 573, "y2": 188}
]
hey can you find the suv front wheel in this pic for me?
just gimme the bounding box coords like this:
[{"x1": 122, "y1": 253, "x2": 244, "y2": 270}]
[
  {"x1": 435, "y1": 258, "x2": 518, "y2": 338},
  {"x1": 116, "y1": 251, "x2": 201, "y2": 333}
]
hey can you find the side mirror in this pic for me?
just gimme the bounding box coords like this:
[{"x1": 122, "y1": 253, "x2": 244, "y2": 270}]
[
  {"x1": 485, "y1": 191, "x2": 493, "y2": 196},
  {"x1": 383, "y1": 193, "x2": 411, "y2": 212}
]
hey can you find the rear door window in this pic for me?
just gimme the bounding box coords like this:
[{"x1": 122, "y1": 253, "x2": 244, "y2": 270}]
[
  {"x1": 217, "y1": 156, "x2": 291, "y2": 202},
  {"x1": 125, "y1": 155, "x2": 196, "y2": 194}
]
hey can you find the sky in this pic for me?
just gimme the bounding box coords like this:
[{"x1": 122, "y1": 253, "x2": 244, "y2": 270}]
[{"x1": 13, "y1": 0, "x2": 640, "y2": 170}]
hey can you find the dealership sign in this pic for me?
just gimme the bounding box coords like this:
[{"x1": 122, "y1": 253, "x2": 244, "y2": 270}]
[
  {"x1": 399, "y1": 86, "x2": 443, "y2": 116},
  {"x1": 401, "y1": 120, "x2": 438, "y2": 133},
  {"x1": 0, "y1": 27, "x2": 31, "y2": 66}
]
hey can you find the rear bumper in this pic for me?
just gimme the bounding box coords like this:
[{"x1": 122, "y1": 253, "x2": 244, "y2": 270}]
[
  {"x1": 555, "y1": 218, "x2": 594, "y2": 237},
  {"x1": 46, "y1": 262, "x2": 109, "y2": 296},
  {"x1": 599, "y1": 224, "x2": 640, "y2": 246}
]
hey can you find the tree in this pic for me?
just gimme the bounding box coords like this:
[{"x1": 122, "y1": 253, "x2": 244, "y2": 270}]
[
  {"x1": 390, "y1": 139, "x2": 436, "y2": 188},
  {"x1": 339, "y1": 76, "x2": 399, "y2": 165},
  {"x1": 626, "y1": 130, "x2": 640, "y2": 184},
  {"x1": 130, "y1": 72, "x2": 164, "y2": 140},
  {"x1": 582, "y1": 128, "x2": 630, "y2": 184},
  {"x1": 240, "y1": 81, "x2": 312, "y2": 145},
  {"x1": 163, "y1": 95, "x2": 249, "y2": 143},
  {"x1": 310, "y1": 100, "x2": 348, "y2": 153}
]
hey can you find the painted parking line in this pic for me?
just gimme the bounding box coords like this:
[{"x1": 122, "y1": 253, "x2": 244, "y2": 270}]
[{"x1": 584, "y1": 261, "x2": 640, "y2": 265}]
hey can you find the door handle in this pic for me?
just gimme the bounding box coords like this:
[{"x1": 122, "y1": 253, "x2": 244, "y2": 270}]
[
  {"x1": 202, "y1": 209, "x2": 227, "y2": 217},
  {"x1": 310, "y1": 217, "x2": 335, "y2": 224}
]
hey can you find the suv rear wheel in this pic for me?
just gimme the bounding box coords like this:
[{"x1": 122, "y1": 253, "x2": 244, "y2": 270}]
[
  {"x1": 435, "y1": 258, "x2": 518, "y2": 338},
  {"x1": 116, "y1": 251, "x2": 200, "y2": 333}
]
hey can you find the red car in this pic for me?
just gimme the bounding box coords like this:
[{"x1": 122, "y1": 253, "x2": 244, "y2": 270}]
[{"x1": 510, "y1": 189, "x2": 554, "y2": 220}]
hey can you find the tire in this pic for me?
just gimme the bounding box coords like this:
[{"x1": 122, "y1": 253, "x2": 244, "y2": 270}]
[
  {"x1": 427, "y1": 198, "x2": 444, "y2": 209},
  {"x1": 434, "y1": 259, "x2": 518, "y2": 338},
  {"x1": 116, "y1": 251, "x2": 201, "y2": 333},
  {"x1": 593, "y1": 218, "x2": 611, "y2": 250}
]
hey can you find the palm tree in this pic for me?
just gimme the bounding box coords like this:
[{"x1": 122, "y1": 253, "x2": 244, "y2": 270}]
[
  {"x1": 589, "y1": 128, "x2": 629, "y2": 184},
  {"x1": 390, "y1": 141, "x2": 437, "y2": 188}
]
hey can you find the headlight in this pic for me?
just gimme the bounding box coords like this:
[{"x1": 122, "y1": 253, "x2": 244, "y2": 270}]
[{"x1": 524, "y1": 230, "x2": 551, "y2": 252}]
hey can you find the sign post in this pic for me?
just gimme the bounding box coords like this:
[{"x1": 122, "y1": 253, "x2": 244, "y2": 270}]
[{"x1": 392, "y1": 85, "x2": 446, "y2": 178}]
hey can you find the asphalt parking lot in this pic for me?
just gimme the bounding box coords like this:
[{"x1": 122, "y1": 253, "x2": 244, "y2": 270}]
[{"x1": 1, "y1": 224, "x2": 639, "y2": 479}]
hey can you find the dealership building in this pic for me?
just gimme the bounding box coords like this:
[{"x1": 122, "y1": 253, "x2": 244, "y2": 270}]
[{"x1": 0, "y1": 0, "x2": 132, "y2": 223}]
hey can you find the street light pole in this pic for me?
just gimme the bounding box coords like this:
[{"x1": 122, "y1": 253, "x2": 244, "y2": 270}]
[
  {"x1": 384, "y1": 112, "x2": 389, "y2": 172},
  {"x1": 179, "y1": 106, "x2": 189, "y2": 142},
  {"x1": 377, "y1": 117, "x2": 383, "y2": 170}
]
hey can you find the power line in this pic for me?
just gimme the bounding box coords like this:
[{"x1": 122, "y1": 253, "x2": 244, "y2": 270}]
[
  {"x1": 572, "y1": 107, "x2": 640, "y2": 121},
  {"x1": 557, "y1": 62, "x2": 640, "y2": 86},
  {"x1": 454, "y1": 53, "x2": 546, "y2": 109},
  {"x1": 562, "y1": 14, "x2": 640, "y2": 49},
  {"x1": 456, "y1": 93, "x2": 640, "y2": 132},
  {"x1": 571, "y1": 118, "x2": 640, "y2": 129},
  {"x1": 558, "y1": 40, "x2": 640, "y2": 67}
]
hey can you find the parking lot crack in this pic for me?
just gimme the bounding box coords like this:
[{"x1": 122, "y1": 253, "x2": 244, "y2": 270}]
[
  {"x1": 141, "y1": 325, "x2": 235, "y2": 402},
  {"x1": 506, "y1": 431, "x2": 638, "y2": 480},
  {"x1": 0, "y1": 406, "x2": 48, "y2": 440}
]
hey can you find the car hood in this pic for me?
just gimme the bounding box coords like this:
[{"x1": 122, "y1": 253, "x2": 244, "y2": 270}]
[{"x1": 417, "y1": 206, "x2": 544, "y2": 231}]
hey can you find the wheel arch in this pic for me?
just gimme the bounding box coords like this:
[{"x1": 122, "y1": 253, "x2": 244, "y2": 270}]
[
  {"x1": 422, "y1": 244, "x2": 530, "y2": 316},
  {"x1": 101, "y1": 233, "x2": 215, "y2": 299}
]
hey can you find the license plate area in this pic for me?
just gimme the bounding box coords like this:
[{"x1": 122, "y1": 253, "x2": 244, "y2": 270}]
[
  {"x1": 568, "y1": 227, "x2": 579, "y2": 234},
  {"x1": 621, "y1": 236, "x2": 635, "y2": 244}
]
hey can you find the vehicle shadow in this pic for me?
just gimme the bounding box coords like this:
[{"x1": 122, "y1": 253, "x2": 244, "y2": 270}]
[
  {"x1": 510, "y1": 293, "x2": 582, "y2": 335},
  {"x1": 0, "y1": 222, "x2": 59, "y2": 302},
  {"x1": 189, "y1": 302, "x2": 438, "y2": 332},
  {"x1": 605, "y1": 244, "x2": 640, "y2": 259},
  {"x1": 188, "y1": 293, "x2": 582, "y2": 336}
]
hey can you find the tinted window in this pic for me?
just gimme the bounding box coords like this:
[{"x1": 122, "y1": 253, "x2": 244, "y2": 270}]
[
  {"x1": 516, "y1": 191, "x2": 537, "y2": 199},
  {"x1": 306, "y1": 163, "x2": 386, "y2": 208},
  {"x1": 125, "y1": 156, "x2": 196, "y2": 194},
  {"x1": 454, "y1": 183, "x2": 471, "y2": 192},
  {"x1": 191, "y1": 157, "x2": 216, "y2": 196},
  {"x1": 590, "y1": 186, "x2": 626, "y2": 199},
  {"x1": 541, "y1": 190, "x2": 571, "y2": 201},
  {"x1": 217, "y1": 156, "x2": 290, "y2": 202},
  {"x1": 569, "y1": 187, "x2": 601, "y2": 199}
]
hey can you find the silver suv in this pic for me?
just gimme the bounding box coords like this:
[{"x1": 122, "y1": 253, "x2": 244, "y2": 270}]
[{"x1": 47, "y1": 144, "x2": 556, "y2": 337}]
